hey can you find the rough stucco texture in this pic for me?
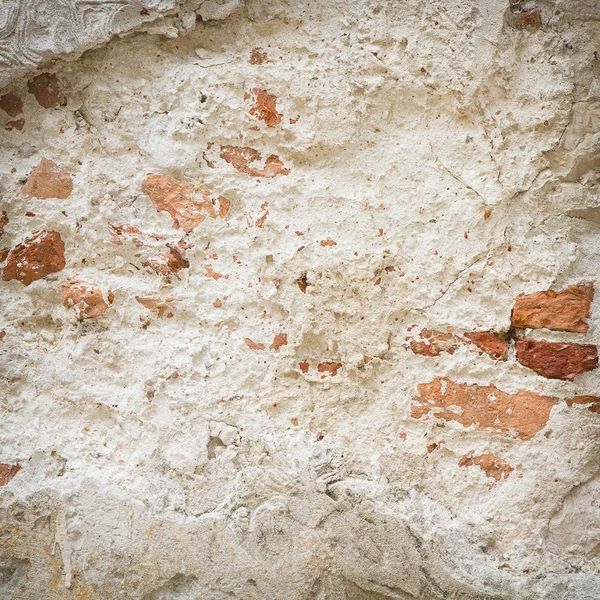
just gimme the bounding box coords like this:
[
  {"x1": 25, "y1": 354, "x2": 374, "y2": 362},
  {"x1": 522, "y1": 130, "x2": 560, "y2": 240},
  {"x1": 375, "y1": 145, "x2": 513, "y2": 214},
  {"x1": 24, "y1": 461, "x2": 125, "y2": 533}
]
[{"x1": 1, "y1": 1, "x2": 600, "y2": 598}]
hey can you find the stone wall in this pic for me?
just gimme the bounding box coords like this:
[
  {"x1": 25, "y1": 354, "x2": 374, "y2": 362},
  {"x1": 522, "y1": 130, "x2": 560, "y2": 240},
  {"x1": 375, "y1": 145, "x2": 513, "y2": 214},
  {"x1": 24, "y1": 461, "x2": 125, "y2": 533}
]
[{"x1": 1, "y1": 1, "x2": 599, "y2": 598}]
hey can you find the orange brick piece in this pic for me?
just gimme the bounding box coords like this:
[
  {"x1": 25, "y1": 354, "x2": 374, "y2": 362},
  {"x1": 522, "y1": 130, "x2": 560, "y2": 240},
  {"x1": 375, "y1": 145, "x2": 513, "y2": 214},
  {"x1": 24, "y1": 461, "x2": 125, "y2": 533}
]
[
  {"x1": 459, "y1": 452, "x2": 513, "y2": 481},
  {"x1": 220, "y1": 146, "x2": 289, "y2": 178},
  {"x1": 411, "y1": 377, "x2": 556, "y2": 439},
  {"x1": 62, "y1": 280, "x2": 112, "y2": 318},
  {"x1": 28, "y1": 73, "x2": 66, "y2": 108},
  {"x1": 2, "y1": 231, "x2": 66, "y2": 286},
  {"x1": 0, "y1": 93, "x2": 23, "y2": 117},
  {"x1": 142, "y1": 174, "x2": 229, "y2": 233},
  {"x1": 511, "y1": 282, "x2": 594, "y2": 333},
  {"x1": 516, "y1": 339, "x2": 598, "y2": 381},
  {"x1": 248, "y1": 88, "x2": 282, "y2": 127},
  {"x1": 566, "y1": 395, "x2": 600, "y2": 414},
  {"x1": 21, "y1": 158, "x2": 72, "y2": 199},
  {"x1": 0, "y1": 464, "x2": 20, "y2": 487}
]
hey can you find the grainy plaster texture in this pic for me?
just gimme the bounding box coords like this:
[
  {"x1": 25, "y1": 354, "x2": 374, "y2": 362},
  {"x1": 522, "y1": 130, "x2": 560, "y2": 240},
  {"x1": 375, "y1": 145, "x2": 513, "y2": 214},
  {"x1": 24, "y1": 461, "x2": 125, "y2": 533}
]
[{"x1": 1, "y1": 1, "x2": 600, "y2": 599}]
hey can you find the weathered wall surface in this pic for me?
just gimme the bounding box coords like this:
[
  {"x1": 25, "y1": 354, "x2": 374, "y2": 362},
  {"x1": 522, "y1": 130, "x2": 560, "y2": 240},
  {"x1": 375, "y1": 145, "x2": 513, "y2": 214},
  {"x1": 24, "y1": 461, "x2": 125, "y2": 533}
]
[{"x1": 1, "y1": 1, "x2": 599, "y2": 598}]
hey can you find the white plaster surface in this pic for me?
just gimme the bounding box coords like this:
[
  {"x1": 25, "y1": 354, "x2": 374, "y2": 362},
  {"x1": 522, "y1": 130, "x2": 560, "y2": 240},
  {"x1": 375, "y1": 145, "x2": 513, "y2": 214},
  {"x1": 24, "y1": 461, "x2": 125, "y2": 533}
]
[{"x1": 1, "y1": 0, "x2": 600, "y2": 598}]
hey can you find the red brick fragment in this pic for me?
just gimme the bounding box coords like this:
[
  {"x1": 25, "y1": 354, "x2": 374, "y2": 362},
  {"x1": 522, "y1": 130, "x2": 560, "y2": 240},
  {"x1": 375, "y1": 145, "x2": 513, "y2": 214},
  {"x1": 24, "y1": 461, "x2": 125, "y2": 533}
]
[
  {"x1": 142, "y1": 173, "x2": 229, "y2": 233},
  {"x1": 317, "y1": 361, "x2": 342, "y2": 376},
  {"x1": 108, "y1": 224, "x2": 143, "y2": 246},
  {"x1": 511, "y1": 282, "x2": 593, "y2": 333},
  {"x1": 566, "y1": 395, "x2": 600, "y2": 415},
  {"x1": 459, "y1": 451, "x2": 513, "y2": 481},
  {"x1": 409, "y1": 329, "x2": 461, "y2": 357},
  {"x1": 0, "y1": 248, "x2": 8, "y2": 263},
  {"x1": 411, "y1": 377, "x2": 556, "y2": 439},
  {"x1": 245, "y1": 338, "x2": 265, "y2": 350},
  {"x1": 220, "y1": 145, "x2": 289, "y2": 178},
  {"x1": 0, "y1": 464, "x2": 20, "y2": 487},
  {"x1": 142, "y1": 241, "x2": 189, "y2": 280},
  {"x1": 248, "y1": 88, "x2": 282, "y2": 127},
  {"x1": 297, "y1": 274, "x2": 308, "y2": 293},
  {"x1": 250, "y1": 48, "x2": 268, "y2": 65},
  {"x1": 62, "y1": 280, "x2": 112, "y2": 319},
  {"x1": 299, "y1": 361, "x2": 309, "y2": 373},
  {"x1": 0, "y1": 331, "x2": 5, "y2": 341},
  {"x1": 464, "y1": 331, "x2": 509, "y2": 360},
  {"x1": 407, "y1": 328, "x2": 508, "y2": 360},
  {"x1": 2, "y1": 231, "x2": 65, "y2": 286},
  {"x1": 517, "y1": 8, "x2": 541, "y2": 30},
  {"x1": 5, "y1": 118, "x2": 24, "y2": 131},
  {"x1": 21, "y1": 158, "x2": 72, "y2": 200},
  {"x1": 320, "y1": 238, "x2": 337, "y2": 247},
  {"x1": 270, "y1": 333, "x2": 288, "y2": 351},
  {"x1": 28, "y1": 73, "x2": 67, "y2": 109},
  {"x1": 0, "y1": 93, "x2": 23, "y2": 117},
  {"x1": 516, "y1": 339, "x2": 598, "y2": 380},
  {"x1": 136, "y1": 296, "x2": 180, "y2": 317},
  {"x1": 0, "y1": 211, "x2": 8, "y2": 236}
]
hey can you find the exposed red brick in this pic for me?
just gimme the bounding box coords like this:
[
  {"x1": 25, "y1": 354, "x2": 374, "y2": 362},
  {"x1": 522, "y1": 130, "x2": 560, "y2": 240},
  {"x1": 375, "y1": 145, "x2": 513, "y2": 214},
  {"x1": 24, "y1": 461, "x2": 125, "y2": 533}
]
[
  {"x1": 0, "y1": 331, "x2": 5, "y2": 341},
  {"x1": 142, "y1": 242, "x2": 189, "y2": 280},
  {"x1": 270, "y1": 333, "x2": 288, "y2": 351},
  {"x1": 513, "y1": 7, "x2": 541, "y2": 30},
  {"x1": 218, "y1": 197, "x2": 230, "y2": 219},
  {"x1": 320, "y1": 239, "x2": 337, "y2": 247},
  {"x1": 28, "y1": 73, "x2": 67, "y2": 108},
  {"x1": 516, "y1": 339, "x2": 598, "y2": 380},
  {"x1": 459, "y1": 451, "x2": 513, "y2": 481},
  {"x1": 0, "y1": 211, "x2": 8, "y2": 236},
  {"x1": 427, "y1": 440, "x2": 445, "y2": 453},
  {"x1": 0, "y1": 464, "x2": 20, "y2": 487},
  {"x1": 5, "y1": 118, "x2": 24, "y2": 131},
  {"x1": 566, "y1": 395, "x2": 600, "y2": 415},
  {"x1": 299, "y1": 361, "x2": 309, "y2": 374},
  {"x1": 2, "y1": 231, "x2": 66, "y2": 286},
  {"x1": 108, "y1": 224, "x2": 143, "y2": 246},
  {"x1": 21, "y1": 158, "x2": 72, "y2": 200},
  {"x1": 0, "y1": 248, "x2": 8, "y2": 263},
  {"x1": 407, "y1": 328, "x2": 508, "y2": 360},
  {"x1": 0, "y1": 93, "x2": 23, "y2": 117},
  {"x1": 317, "y1": 361, "x2": 342, "y2": 376},
  {"x1": 409, "y1": 329, "x2": 462, "y2": 357},
  {"x1": 245, "y1": 338, "x2": 265, "y2": 350},
  {"x1": 291, "y1": 417, "x2": 299, "y2": 426},
  {"x1": 205, "y1": 267, "x2": 224, "y2": 280},
  {"x1": 220, "y1": 145, "x2": 289, "y2": 178},
  {"x1": 136, "y1": 296, "x2": 180, "y2": 317},
  {"x1": 62, "y1": 280, "x2": 112, "y2": 318},
  {"x1": 297, "y1": 274, "x2": 308, "y2": 293},
  {"x1": 213, "y1": 298, "x2": 222, "y2": 308},
  {"x1": 464, "y1": 331, "x2": 509, "y2": 360},
  {"x1": 248, "y1": 88, "x2": 282, "y2": 127},
  {"x1": 511, "y1": 282, "x2": 593, "y2": 333},
  {"x1": 250, "y1": 48, "x2": 268, "y2": 65},
  {"x1": 411, "y1": 377, "x2": 556, "y2": 439},
  {"x1": 142, "y1": 173, "x2": 229, "y2": 233}
]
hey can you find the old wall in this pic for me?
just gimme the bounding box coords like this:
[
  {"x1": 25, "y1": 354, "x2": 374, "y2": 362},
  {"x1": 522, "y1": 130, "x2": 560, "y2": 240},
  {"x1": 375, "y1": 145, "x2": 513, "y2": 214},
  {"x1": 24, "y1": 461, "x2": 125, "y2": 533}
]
[{"x1": 1, "y1": 1, "x2": 600, "y2": 598}]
